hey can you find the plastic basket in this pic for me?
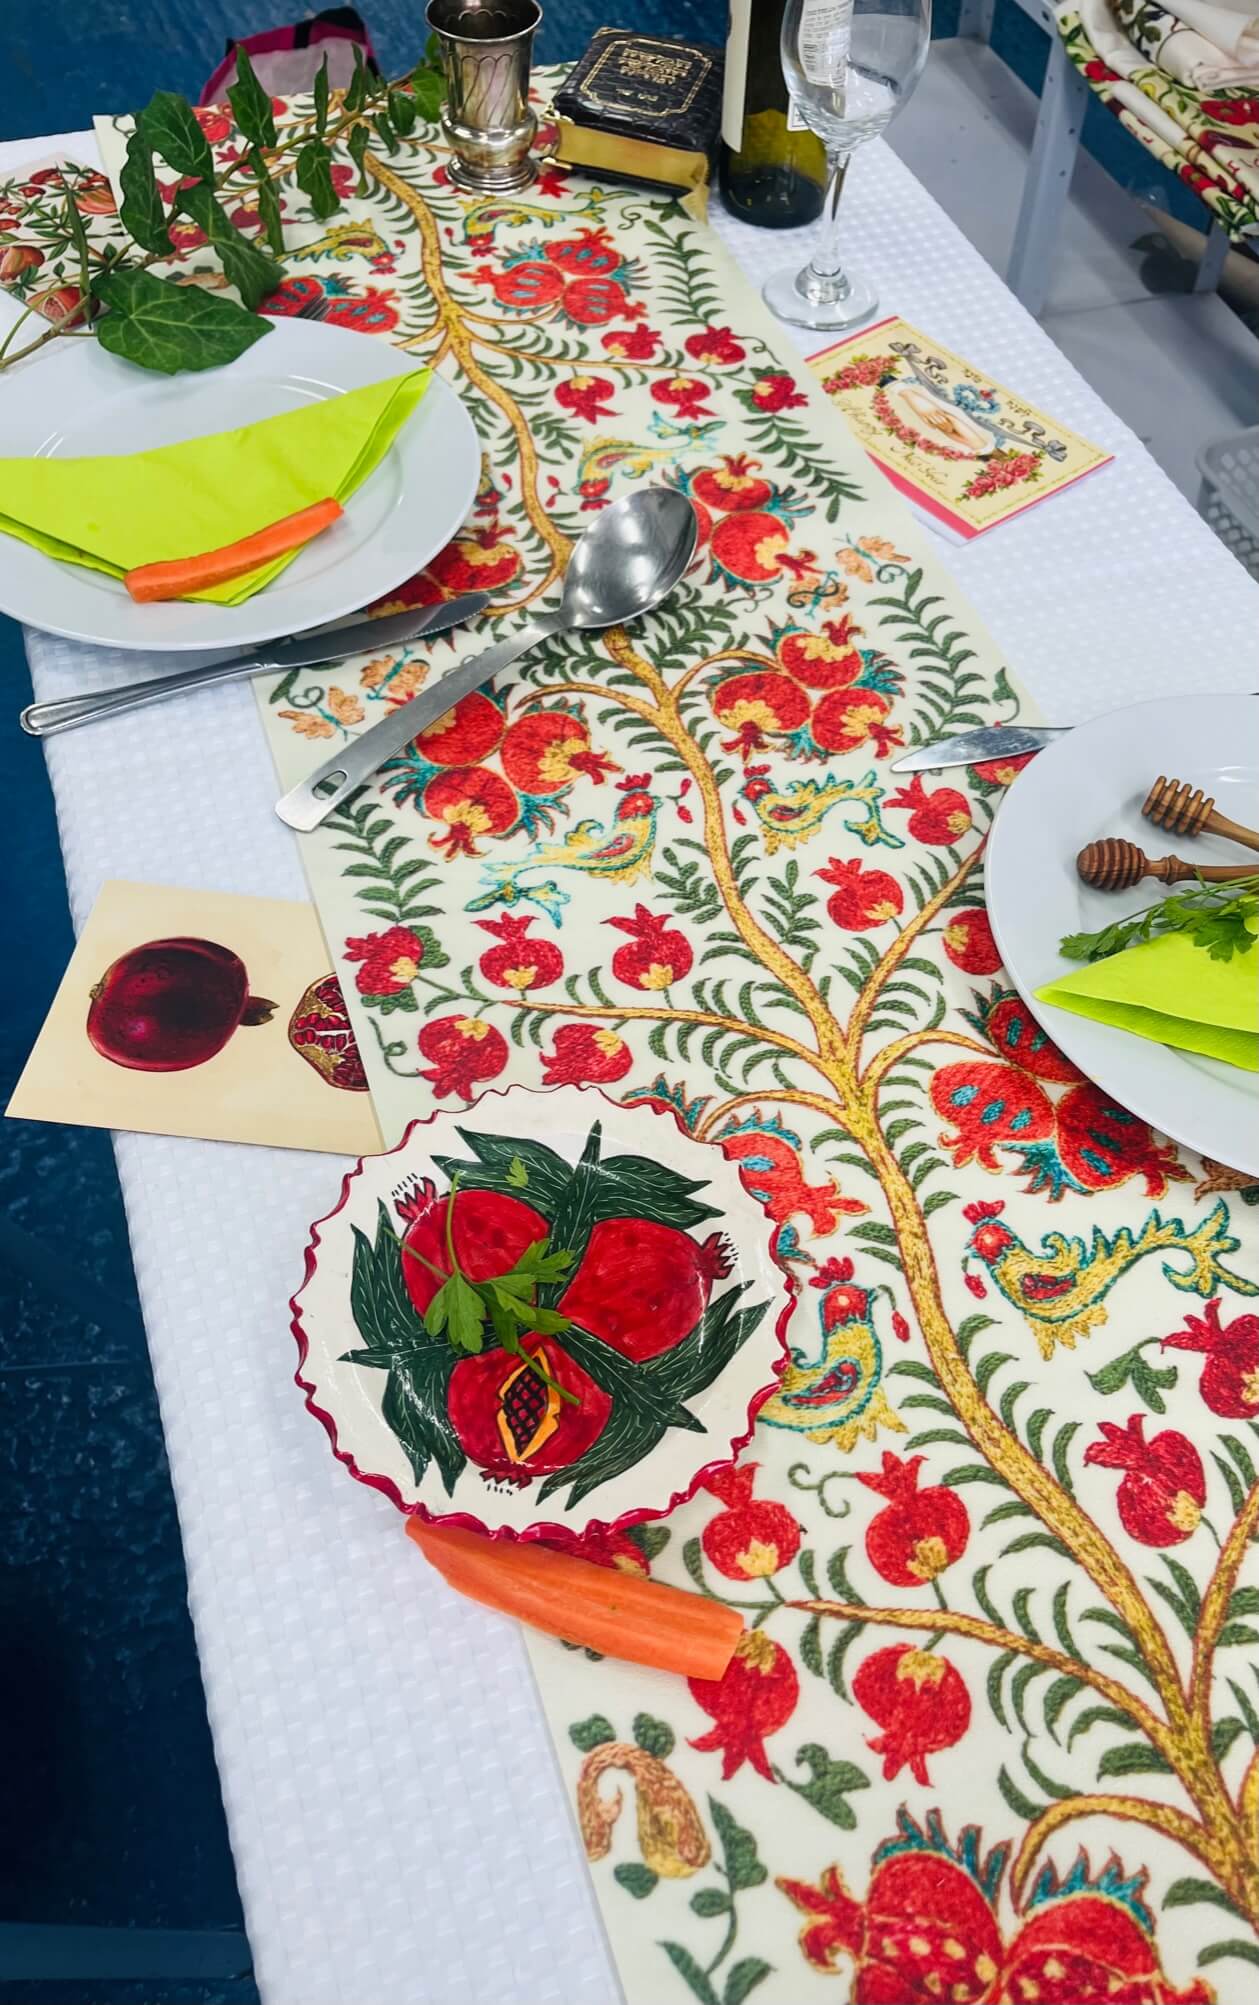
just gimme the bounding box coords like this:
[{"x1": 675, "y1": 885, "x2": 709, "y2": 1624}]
[{"x1": 1197, "y1": 427, "x2": 1259, "y2": 581}]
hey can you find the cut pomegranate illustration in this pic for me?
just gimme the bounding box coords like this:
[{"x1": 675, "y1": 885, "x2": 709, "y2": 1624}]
[
  {"x1": 287, "y1": 973, "x2": 368, "y2": 1092},
  {"x1": 558, "y1": 1219, "x2": 732, "y2": 1361},
  {"x1": 87, "y1": 936, "x2": 275, "y2": 1072}
]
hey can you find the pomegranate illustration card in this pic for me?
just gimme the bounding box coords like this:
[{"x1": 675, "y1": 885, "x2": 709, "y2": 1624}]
[
  {"x1": 7, "y1": 879, "x2": 381, "y2": 1156},
  {"x1": 809, "y1": 317, "x2": 1112, "y2": 539}
]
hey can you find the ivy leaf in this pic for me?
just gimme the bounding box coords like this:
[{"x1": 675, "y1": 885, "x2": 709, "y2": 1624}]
[
  {"x1": 227, "y1": 45, "x2": 276, "y2": 150},
  {"x1": 247, "y1": 146, "x2": 285, "y2": 253},
  {"x1": 372, "y1": 109, "x2": 397, "y2": 153},
  {"x1": 709, "y1": 1797, "x2": 766, "y2": 1892},
  {"x1": 345, "y1": 44, "x2": 373, "y2": 115},
  {"x1": 347, "y1": 121, "x2": 372, "y2": 194},
  {"x1": 118, "y1": 130, "x2": 172, "y2": 256},
  {"x1": 295, "y1": 138, "x2": 340, "y2": 220},
  {"x1": 313, "y1": 54, "x2": 330, "y2": 137},
  {"x1": 389, "y1": 88, "x2": 418, "y2": 135},
  {"x1": 176, "y1": 184, "x2": 284, "y2": 309},
  {"x1": 137, "y1": 90, "x2": 215, "y2": 180},
  {"x1": 633, "y1": 1713, "x2": 675, "y2": 1759},
  {"x1": 93, "y1": 268, "x2": 271, "y2": 374},
  {"x1": 412, "y1": 66, "x2": 445, "y2": 122},
  {"x1": 569, "y1": 1713, "x2": 615, "y2": 1752},
  {"x1": 613, "y1": 1862, "x2": 657, "y2": 1899},
  {"x1": 775, "y1": 1743, "x2": 870, "y2": 1829}
]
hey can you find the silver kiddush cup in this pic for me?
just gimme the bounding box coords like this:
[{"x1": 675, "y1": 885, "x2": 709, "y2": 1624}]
[{"x1": 425, "y1": 0, "x2": 541, "y2": 193}]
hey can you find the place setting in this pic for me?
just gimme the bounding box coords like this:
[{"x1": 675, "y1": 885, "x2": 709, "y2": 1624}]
[{"x1": 4, "y1": 6, "x2": 1259, "y2": 2004}]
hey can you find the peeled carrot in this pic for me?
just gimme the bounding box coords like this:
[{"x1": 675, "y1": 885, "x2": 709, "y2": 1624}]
[
  {"x1": 407, "y1": 1518, "x2": 744, "y2": 1681},
  {"x1": 124, "y1": 496, "x2": 343, "y2": 603}
]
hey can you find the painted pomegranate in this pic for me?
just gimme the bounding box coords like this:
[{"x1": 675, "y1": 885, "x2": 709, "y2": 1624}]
[
  {"x1": 688, "y1": 1628, "x2": 799, "y2": 1778},
  {"x1": 777, "y1": 614, "x2": 864, "y2": 690},
  {"x1": 1053, "y1": 1082, "x2": 1185, "y2": 1197},
  {"x1": 887, "y1": 772, "x2": 973, "y2": 844},
  {"x1": 87, "y1": 937, "x2": 275, "y2": 1072},
  {"x1": 701, "y1": 1463, "x2": 800, "y2": 1579},
  {"x1": 541, "y1": 1023, "x2": 633, "y2": 1086},
  {"x1": 499, "y1": 710, "x2": 613, "y2": 792},
  {"x1": 1084, "y1": 1414, "x2": 1205, "y2": 1546},
  {"x1": 413, "y1": 690, "x2": 504, "y2": 767},
  {"x1": 397, "y1": 1182, "x2": 548, "y2": 1318},
  {"x1": 943, "y1": 906, "x2": 1003, "y2": 975},
  {"x1": 447, "y1": 1337, "x2": 611, "y2": 1478},
  {"x1": 690, "y1": 455, "x2": 773, "y2": 514},
  {"x1": 811, "y1": 686, "x2": 895, "y2": 757},
  {"x1": 711, "y1": 670, "x2": 810, "y2": 756},
  {"x1": 606, "y1": 905, "x2": 693, "y2": 991},
  {"x1": 416, "y1": 1015, "x2": 509, "y2": 1100},
  {"x1": 287, "y1": 973, "x2": 368, "y2": 1090},
  {"x1": 931, "y1": 1060, "x2": 1055, "y2": 1171},
  {"x1": 816, "y1": 856, "x2": 903, "y2": 930},
  {"x1": 858, "y1": 1451, "x2": 970, "y2": 1587},
  {"x1": 710, "y1": 510, "x2": 791, "y2": 584},
  {"x1": 421, "y1": 767, "x2": 518, "y2": 857},
  {"x1": 559, "y1": 1219, "x2": 731, "y2": 1361},
  {"x1": 854, "y1": 1644, "x2": 971, "y2": 1783},
  {"x1": 0, "y1": 244, "x2": 42, "y2": 281},
  {"x1": 476, "y1": 913, "x2": 564, "y2": 992},
  {"x1": 1162, "y1": 1298, "x2": 1259, "y2": 1418}
]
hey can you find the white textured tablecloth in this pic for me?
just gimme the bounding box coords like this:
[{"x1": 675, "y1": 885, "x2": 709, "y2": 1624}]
[{"x1": 5, "y1": 123, "x2": 1258, "y2": 2005}]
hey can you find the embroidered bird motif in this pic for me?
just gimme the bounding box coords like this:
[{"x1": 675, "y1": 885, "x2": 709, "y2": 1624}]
[
  {"x1": 466, "y1": 775, "x2": 659, "y2": 919},
  {"x1": 287, "y1": 220, "x2": 392, "y2": 265},
  {"x1": 739, "y1": 765, "x2": 903, "y2": 856},
  {"x1": 759, "y1": 1258, "x2": 905, "y2": 1450}
]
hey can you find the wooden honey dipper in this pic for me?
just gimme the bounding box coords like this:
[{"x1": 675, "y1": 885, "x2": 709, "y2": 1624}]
[
  {"x1": 1142, "y1": 776, "x2": 1259, "y2": 854},
  {"x1": 1077, "y1": 839, "x2": 1258, "y2": 892}
]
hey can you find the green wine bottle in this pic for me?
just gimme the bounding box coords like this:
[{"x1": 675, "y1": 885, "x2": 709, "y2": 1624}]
[{"x1": 719, "y1": 0, "x2": 827, "y2": 228}]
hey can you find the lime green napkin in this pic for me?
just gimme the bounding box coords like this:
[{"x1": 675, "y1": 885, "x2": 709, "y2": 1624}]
[
  {"x1": 1036, "y1": 929, "x2": 1259, "y2": 1072},
  {"x1": 0, "y1": 370, "x2": 429, "y2": 605}
]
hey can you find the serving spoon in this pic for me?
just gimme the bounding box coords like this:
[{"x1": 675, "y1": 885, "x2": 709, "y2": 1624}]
[{"x1": 275, "y1": 486, "x2": 698, "y2": 834}]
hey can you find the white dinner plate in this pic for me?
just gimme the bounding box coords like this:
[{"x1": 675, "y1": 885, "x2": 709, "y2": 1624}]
[
  {"x1": 0, "y1": 319, "x2": 479, "y2": 652},
  {"x1": 986, "y1": 694, "x2": 1259, "y2": 1176}
]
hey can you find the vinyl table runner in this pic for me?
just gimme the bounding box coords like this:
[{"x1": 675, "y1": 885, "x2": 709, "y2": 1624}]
[{"x1": 22, "y1": 83, "x2": 1259, "y2": 2003}]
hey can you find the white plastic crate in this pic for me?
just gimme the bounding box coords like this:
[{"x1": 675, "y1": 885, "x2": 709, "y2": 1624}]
[{"x1": 1198, "y1": 426, "x2": 1259, "y2": 580}]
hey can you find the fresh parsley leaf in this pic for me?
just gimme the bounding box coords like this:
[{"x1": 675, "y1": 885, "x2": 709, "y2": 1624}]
[
  {"x1": 513, "y1": 1239, "x2": 578, "y2": 1287},
  {"x1": 426, "y1": 1271, "x2": 485, "y2": 1353},
  {"x1": 1061, "y1": 879, "x2": 1258, "y2": 965}
]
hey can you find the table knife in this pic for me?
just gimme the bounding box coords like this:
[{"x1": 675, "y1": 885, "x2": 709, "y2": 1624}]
[
  {"x1": 19, "y1": 594, "x2": 491, "y2": 738},
  {"x1": 889, "y1": 723, "x2": 1067, "y2": 771}
]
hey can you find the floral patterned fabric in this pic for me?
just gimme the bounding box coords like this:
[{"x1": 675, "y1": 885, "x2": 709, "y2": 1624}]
[
  {"x1": 62, "y1": 79, "x2": 1259, "y2": 2003},
  {"x1": 1056, "y1": 0, "x2": 1259, "y2": 241}
]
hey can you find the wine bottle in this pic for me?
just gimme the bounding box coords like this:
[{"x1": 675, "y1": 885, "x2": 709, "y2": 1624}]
[{"x1": 719, "y1": 0, "x2": 827, "y2": 228}]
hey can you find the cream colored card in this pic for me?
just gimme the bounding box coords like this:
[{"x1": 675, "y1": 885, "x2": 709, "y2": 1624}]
[
  {"x1": 8, "y1": 880, "x2": 381, "y2": 1156},
  {"x1": 810, "y1": 316, "x2": 1112, "y2": 538}
]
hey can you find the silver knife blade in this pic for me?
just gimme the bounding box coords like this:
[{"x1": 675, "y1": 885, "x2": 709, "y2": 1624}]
[
  {"x1": 889, "y1": 724, "x2": 1066, "y2": 772},
  {"x1": 19, "y1": 593, "x2": 491, "y2": 737}
]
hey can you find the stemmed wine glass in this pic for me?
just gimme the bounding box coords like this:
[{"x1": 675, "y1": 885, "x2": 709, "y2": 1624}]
[{"x1": 765, "y1": 0, "x2": 931, "y2": 331}]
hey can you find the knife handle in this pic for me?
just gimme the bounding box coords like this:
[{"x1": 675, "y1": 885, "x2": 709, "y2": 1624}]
[
  {"x1": 20, "y1": 651, "x2": 281, "y2": 736},
  {"x1": 274, "y1": 611, "x2": 566, "y2": 834}
]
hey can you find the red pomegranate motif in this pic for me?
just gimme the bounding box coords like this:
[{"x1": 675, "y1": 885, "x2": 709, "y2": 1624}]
[
  {"x1": 0, "y1": 244, "x2": 42, "y2": 281},
  {"x1": 701, "y1": 1463, "x2": 801, "y2": 1579},
  {"x1": 558, "y1": 1219, "x2": 731, "y2": 1361},
  {"x1": 931, "y1": 1061, "x2": 1055, "y2": 1171},
  {"x1": 87, "y1": 937, "x2": 275, "y2": 1072},
  {"x1": 816, "y1": 856, "x2": 903, "y2": 930},
  {"x1": 651, "y1": 374, "x2": 713, "y2": 421},
  {"x1": 499, "y1": 710, "x2": 614, "y2": 792},
  {"x1": 421, "y1": 767, "x2": 518, "y2": 857},
  {"x1": 943, "y1": 906, "x2": 1003, "y2": 975},
  {"x1": 476, "y1": 913, "x2": 563, "y2": 992},
  {"x1": 1053, "y1": 1082, "x2": 1185, "y2": 1197},
  {"x1": 413, "y1": 690, "x2": 504, "y2": 767},
  {"x1": 74, "y1": 179, "x2": 118, "y2": 215},
  {"x1": 1084, "y1": 1414, "x2": 1206, "y2": 1546},
  {"x1": 416, "y1": 1015, "x2": 509, "y2": 1100},
  {"x1": 447, "y1": 1337, "x2": 611, "y2": 1478},
  {"x1": 554, "y1": 373, "x2": 615, "y2": 423},
  {"x1": 977, "y1": 989, "x2": 1082, "y2": 1082},
  {"x1": 710, "y1": 511, "x2": 791, "y2": 584},
  {"x1": 427, "y1": 524, "x2": 521, "y2": 595},
  {"x1": 397, "y1": 1182, "x2": 548, "y2": 1318},
  {"x1": 1003, "y1": 1873, "x2": 1214, "y2": 2005},
  {"x1": 690, "y1": 455, "x2": 773, "y2": 514},
  {"x1": 688, "y1": 1628, "x2": 799, "y2": 1779},
  {"x1": 540, "y1": 1023, "x2": 633, "y2": 1086},
  {"x1": 1163, "y1": 1297, "x2": 1259, "y2": 1418},
  {"x1": 601, "y1": 323, "x2": 659, "y2": 360},
  {"x1": 475, "y1": 259, "x2": 564, "y2": 312},
  {"x1": 887, "y1": 772, "x2": 973, "y2": 844},
  {"x1": 544, "y1": 229, "x2": 621, "y2": 277},
  {"x1": 854, "y1": 1644, "x2": 971, "y2": 1783},
  {"x1": 748, "y1": 370, "x2": 807, "y2": 413},
  {"x1": 685, "y1": 324, "x2": 746, "y2": 366},
  {"x1": 344, "y1": 924, "x2": 427, "y2": 997},
  {"x1": 858, "y1": 1452, "x2": 969, "y2": 1587},
  {"x1": 287, "y1": 973, "x2": 368, "y2": 1091},
  {"x1": 811, "y1": 685, "x2": 897, "y2": 758},
  {"x1": 30, "y1": 282, "x2": 91, "y2": 324},
  {"x1": 777, "y1": 616, "x2": 863, "y2": 690},
  {"x1": 606, "y1": 905, "x2": 693, "y2": 991},
  {"x1": 711, "y1": 670, "x2": 810, "y2": 756}
]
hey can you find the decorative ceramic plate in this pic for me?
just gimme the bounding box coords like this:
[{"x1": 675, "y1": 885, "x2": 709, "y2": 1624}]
[
  {"x1": 0, "y1": 318, "x2": 479, "y2": 652},
  {"x1": 292, "y1": 1085, "x2": 792, "y2": 1540},
  {"x1": 986, "y1": 693, "x2": 1259, "y2": 1176}
]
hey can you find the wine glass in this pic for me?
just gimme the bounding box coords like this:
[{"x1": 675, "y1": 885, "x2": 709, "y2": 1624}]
[{"x1": 764, "y1": 0, "x2": 931, "y2": 331}]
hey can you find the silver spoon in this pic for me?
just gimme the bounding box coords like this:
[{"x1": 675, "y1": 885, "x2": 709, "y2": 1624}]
[{"x1": 274, "y1": 487, "x2": 698, "y2": 834}]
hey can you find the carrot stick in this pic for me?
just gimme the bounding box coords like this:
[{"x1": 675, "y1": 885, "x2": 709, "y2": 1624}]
[
  {"x1": 124, "y1": 496, "x2": 343, "y2": 603},
  {"x1": 407, "y1": 1518, "x2": 744, "y2": 1681}
]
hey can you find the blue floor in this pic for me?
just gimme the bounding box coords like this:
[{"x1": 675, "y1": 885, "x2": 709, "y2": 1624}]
[{"x1": 0, "y1": 5, "x2": 1207, "y2": 2001}]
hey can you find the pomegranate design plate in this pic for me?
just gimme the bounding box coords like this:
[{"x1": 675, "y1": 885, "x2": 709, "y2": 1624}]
[{"x1": 292, "y1": 1084, "x2": 792, "y2": 1539}]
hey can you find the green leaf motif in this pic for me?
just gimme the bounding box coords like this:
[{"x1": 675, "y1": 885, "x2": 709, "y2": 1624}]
[
  {"x1": 118, "y1": 131, "x2": 172, "y2": 256},
  {"x1": 93, "y1": 269, "x2": 271, "y2": 374},
  {"x1": 775, "y1": 1743, "x2": 870, "y2": 1829},
  {"x1": 1164, "y1": 1878, "x2": 1246, "y2": 1916},
  {"x1": 138, "y1": 91, "x2": 215, "y2": 180},
  {"x1": 1096, "y1": 1742, "x2": 1174, "y2": 1779},
  {"x1": 382, "y1": 1358, "x2": 462, "y2": 1493},
  {"x1": 228, "y1": 45, "x2": 276, "y2": 149},
  {"x1": 633, "y1": 1713, "x2": 675, "y2": 1760},
  {"x1": 661, "y1": 1943, "x2": 720, "y2": 2005},
  {"x1": 709, "y1": 1797, "x2": 766, "y2": 1893},
  {"x1": 1087, "y1": 1341, "x2": 1177, "y2": 1416},
  {"x1": 569, "y1": 1713, "x2": 616, "y2": 1753},
  {"x1": 296, "y1": 138, "x2": 340, "y2": 220},
  {"x1": 1198, "y1": 1940, "x2": 1259, "y2": 1970},
  {"x1": 724, "y1": 1958, "x2": 772, "y2": 2005},
  {"x1": 613, "y1": 1862, "x2": 657, "y2": 1899},
  {"x1": 690, "y1": 1887, "x2": 731, "y2": 1918}
]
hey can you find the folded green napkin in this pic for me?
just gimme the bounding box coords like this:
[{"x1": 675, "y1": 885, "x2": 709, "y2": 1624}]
[
  {"x1": 1036, "y1": 929, "x2": 1259, "y2": 1072},
  {"x1": 0, "y1": 370, "x2": 429, "y2": 605}
]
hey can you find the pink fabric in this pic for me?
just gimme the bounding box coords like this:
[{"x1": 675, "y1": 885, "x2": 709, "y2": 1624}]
[{"x1": 200, "y1": 9, "x2": 378, "y2": 106}]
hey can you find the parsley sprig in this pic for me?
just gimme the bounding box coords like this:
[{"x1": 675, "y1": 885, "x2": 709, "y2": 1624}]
[
  {"x1": 402, "y1": 1175, "x2": 579, "y2": 1403},
  {"x1": 1061, "y1": 874, "x2": 1259, "y2": 965}
]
